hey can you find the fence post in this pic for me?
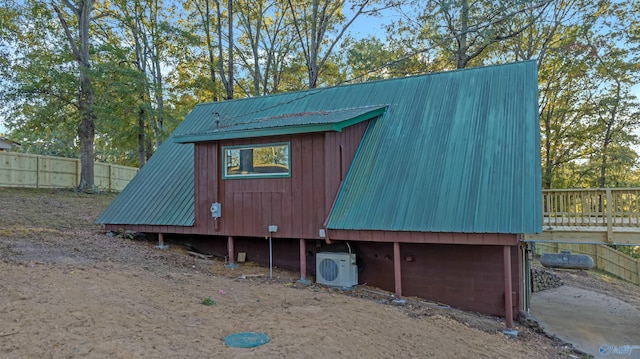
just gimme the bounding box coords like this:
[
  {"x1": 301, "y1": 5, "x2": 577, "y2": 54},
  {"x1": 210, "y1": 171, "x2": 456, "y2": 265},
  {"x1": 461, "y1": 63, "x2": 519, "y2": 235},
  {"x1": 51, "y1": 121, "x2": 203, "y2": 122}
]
[
  {"x1": 595, "y1": 245, "x2": 600, "y2": 269},
  {"x1": 36, "y1": 155, "x2": 40, "y2": 189},
  {"x1": 76, "y1": 160, "x2": 81, "y2": 188},
  {"x1": 636, "y1": 258, "x2": 639, "y2": 285},
  {"x1": 108, "y1": 164, "x2": 112, "y2": 191},
  {"x1": 606, "y1": 188, "x2": 613, "y2": 242}
]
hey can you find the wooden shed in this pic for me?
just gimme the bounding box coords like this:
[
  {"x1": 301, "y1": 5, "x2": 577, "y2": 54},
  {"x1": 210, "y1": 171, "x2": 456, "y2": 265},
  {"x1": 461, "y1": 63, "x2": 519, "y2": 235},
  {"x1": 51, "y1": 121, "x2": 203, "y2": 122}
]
[{"x1": 98, "y1": 61, "x2": 542, "y2": 323}]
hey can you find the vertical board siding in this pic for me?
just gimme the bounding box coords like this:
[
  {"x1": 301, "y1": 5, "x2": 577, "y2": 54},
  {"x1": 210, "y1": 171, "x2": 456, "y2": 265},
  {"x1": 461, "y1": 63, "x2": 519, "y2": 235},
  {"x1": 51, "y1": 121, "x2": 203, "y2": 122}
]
[
  {"x1": 324, "y1": 121, "x2": 369, "y2": 217},
  {"x1": 194, "y1": 134, "x2": 328, "y2": 239},
  {"x1": 192, "y1": 125, "x2": 369, "y2": 239},
  {"x1": 324, "y1": 131, "x2": 340, "y2": 213},
  {"x1": 311, "y1": 134, "x2": 326, "y2": 237},
  {"x1": 290, "y1": 136, "x2": 304, "y2": 236},
  {"x1": 399, "y1": 243, "x2": 521, "y2": 317},
  {"x1": 193, "y1": 142, "x2": 218, "y2": 234},
  {"x1": 300, "y1": 134, "x2": 316, "y2": 237}
]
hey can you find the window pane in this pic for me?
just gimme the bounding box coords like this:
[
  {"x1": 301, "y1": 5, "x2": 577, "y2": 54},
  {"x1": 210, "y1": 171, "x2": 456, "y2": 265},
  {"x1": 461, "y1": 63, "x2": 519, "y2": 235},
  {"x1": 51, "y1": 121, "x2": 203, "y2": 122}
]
[{"x1": 224, "y1": 143, "x2": 290, "y2": 178}]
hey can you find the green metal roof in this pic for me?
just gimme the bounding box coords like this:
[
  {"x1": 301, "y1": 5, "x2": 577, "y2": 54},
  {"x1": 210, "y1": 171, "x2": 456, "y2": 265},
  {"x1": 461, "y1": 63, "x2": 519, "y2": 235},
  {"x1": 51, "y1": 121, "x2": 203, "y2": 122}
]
[
  {"x1": 96, "y1": 136, "x2": 195, "y2": 225},
  {"x1": 98, "y1": 61, "x2": 542, "y2": 234},
  {"x1": 174, "y1": 105, "x2": 387, "y2": 142}
]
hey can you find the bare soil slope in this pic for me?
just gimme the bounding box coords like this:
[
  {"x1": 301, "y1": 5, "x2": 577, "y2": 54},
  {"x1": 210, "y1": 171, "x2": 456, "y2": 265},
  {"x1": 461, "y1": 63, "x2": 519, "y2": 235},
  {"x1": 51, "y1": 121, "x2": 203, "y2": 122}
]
[{"x1": 0, "y1": 188, "x2": 578, "y2": 358}]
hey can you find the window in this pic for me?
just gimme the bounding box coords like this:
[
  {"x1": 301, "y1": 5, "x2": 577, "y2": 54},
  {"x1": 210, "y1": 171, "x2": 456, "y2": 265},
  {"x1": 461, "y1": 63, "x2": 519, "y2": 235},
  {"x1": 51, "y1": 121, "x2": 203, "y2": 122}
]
[{"x1": 223, "y1": 142, "x2": 291, "y2": 179}]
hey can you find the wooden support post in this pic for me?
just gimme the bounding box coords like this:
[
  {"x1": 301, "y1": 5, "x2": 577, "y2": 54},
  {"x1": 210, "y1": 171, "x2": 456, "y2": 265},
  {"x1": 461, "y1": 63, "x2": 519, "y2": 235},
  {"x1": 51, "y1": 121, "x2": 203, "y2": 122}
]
[
  {"x1": 503, "y1": 245, "x2": 513, "y2": 329},
  {"x1": 298, "y1": 239, "x2": 311, "y2": 285},
  {"x1": 606, "y1": 188, "x2": 613, "y2": 243},
  {"x1": 393, "y1": 241, "x2": 402, "y2": 299},
  {"x1": 299, "y1": 239, "x2": 306, "y2": 280},
  {"x1": 225, "y1": 236, "x2": 238, "y2": 268}
]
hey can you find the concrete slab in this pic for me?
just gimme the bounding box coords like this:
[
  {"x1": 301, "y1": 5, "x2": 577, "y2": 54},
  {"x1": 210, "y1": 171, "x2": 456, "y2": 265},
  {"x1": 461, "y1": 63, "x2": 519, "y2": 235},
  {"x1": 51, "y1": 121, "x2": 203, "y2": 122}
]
[{"x1": 531, "y1": 286, "x2": 640, "y2": 358}]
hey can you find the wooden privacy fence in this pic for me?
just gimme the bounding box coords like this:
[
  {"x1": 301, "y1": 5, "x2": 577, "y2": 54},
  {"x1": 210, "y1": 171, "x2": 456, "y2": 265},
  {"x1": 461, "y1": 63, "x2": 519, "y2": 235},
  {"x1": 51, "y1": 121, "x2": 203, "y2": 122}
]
[
  {"x1": 0, "y1": 152, "x2": 138, "y2": 191},
  {"x1": 533, "y1": 242, "x2": 640, "y2": 285}
]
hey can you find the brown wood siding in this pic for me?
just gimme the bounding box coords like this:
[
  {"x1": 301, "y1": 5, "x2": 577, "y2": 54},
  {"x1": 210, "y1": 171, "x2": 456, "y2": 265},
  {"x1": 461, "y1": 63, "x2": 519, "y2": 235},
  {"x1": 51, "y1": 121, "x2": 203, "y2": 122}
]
[
  {"x1": 211, "y1": 134, "x2": 323, "y2": 239},
  {"x1": 323, "y1": 121, "x2": 368, "y2": 216},
  {"x1": 186, "y1": 123, "x2": 368, "y2": 239},
  {"x1": 194, "y1": 142, "x2": 218, "y2": 234},
  {"x1": 342, "y1": 242, "x2": 521, "y2": 318},
  {"x1": 398, "y1": 243, "x2": 522, "y2": 318}
]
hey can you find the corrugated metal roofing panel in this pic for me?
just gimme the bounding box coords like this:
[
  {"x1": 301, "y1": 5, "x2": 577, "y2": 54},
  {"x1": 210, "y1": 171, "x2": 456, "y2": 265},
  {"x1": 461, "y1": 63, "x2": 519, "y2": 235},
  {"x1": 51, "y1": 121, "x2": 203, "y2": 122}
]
[
  {"x1": 174, "y1": 105, "x2": 387, "y2": 142},
  {"x1": 327, "y1": 61, "x2": 541, "y2": 233},
  {"x1": 96, "y1": 136, "x2": 194, "y2": 225},
  {"x1": 99, "y1": 61, "x2": 541, "y2": 233}
]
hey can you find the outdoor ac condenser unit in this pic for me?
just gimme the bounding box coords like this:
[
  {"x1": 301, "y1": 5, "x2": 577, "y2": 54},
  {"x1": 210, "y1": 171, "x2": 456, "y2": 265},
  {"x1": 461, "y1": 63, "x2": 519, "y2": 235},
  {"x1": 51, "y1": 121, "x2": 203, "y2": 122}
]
[{"x1": 316, "y1": 252, "x2": 358, "y2": 288}]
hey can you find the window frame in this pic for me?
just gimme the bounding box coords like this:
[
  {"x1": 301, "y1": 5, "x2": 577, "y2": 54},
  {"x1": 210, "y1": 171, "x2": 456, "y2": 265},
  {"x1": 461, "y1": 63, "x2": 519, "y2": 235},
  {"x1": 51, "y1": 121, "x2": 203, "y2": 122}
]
[{"x1": 222, "y1": 142, "x2": 292, "y2": 179}]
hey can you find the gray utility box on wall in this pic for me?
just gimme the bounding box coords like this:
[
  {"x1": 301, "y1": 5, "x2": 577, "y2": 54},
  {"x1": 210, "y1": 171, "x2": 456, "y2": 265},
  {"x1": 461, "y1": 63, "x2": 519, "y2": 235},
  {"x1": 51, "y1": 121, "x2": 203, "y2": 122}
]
[{"x1": 316, "y1": 252, "x2": 358, "y2": 288}]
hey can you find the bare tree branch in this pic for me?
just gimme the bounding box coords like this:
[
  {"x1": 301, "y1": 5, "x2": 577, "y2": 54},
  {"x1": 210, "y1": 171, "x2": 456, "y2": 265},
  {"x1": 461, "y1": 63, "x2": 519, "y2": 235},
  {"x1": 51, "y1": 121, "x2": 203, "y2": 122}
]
[{"x1": 53, "y1": 5, "x2": 82, "y2": 61}]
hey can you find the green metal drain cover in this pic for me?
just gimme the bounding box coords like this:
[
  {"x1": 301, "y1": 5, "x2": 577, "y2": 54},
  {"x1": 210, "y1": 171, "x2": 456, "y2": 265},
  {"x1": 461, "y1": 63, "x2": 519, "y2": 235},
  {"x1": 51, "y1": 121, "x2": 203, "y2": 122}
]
[{"x1": 224, "y1": 332, "x2": 270, "y2": 348}]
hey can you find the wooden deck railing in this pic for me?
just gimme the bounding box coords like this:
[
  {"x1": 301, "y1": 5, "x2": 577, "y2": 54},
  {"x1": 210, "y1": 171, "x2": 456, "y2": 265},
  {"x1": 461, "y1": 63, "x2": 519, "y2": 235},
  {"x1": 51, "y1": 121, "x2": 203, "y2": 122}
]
[
  {"x1": 543, "y1": 188, "x2": 640, "y2": 227},
  {"x1": 540, "y1": 188, "x2": 640, "y2": 243}
]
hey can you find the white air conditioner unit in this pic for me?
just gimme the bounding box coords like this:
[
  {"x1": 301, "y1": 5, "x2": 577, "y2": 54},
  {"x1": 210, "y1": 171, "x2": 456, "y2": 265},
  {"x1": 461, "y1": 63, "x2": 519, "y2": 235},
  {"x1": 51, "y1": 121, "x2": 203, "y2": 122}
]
[{"x1": 316, "y1": 252, "x2": 358, "y2": 288}]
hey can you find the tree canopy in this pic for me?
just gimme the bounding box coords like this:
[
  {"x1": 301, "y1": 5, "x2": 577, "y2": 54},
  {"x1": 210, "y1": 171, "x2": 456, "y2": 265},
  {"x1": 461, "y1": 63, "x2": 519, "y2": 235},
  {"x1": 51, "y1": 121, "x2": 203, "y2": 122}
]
[{"x1": 0, "y1": 0, "x2": 639, "y2": 189}]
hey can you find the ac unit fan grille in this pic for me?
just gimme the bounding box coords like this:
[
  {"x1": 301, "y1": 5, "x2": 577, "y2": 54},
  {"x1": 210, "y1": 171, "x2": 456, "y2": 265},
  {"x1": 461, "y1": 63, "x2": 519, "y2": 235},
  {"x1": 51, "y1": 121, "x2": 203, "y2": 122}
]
[{"x1": 318, "y1": 258, "x2": 339, "y2": 282}]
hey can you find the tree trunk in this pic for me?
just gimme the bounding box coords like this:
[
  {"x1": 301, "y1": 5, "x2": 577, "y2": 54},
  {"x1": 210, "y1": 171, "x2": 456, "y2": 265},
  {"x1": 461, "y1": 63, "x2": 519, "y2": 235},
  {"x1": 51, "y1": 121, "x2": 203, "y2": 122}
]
[
  {"x1": 54, "y1": 0, "x2": 96, "y2": 192},
  {"x1": 197, "y1": 0, "x2": 218, "y2": 101},
  {"x1": 226, "y1": 0, "x2": 234, "y2": 99},
  {"x1": 215, "y1": 0, "x2": 234, "y2": 100},
  {"x1": 456, "y1": 0, "x2": 469, "y2": 69},
  {"x1": 132, "y1": 0, "x2": 149, "y2": 166},
  {"x1": 78, "y1": 104, "x2": 95, "y2": 191},
  {"x1": 138, "y1": 104, "x2": 146, "y2": 167},
  {"x1": 544, "y1": 112, "x2": 552, "y2": 189},
  {"x1": 599, "y1": 81, "x2": 620, "y2": 188},
  {"x1": 308, "y1": 0, "x2": 319, "y2": 88},
  {"x1": 150, "y1": 0, "x2": 165, "y2": 148},
  {"x1": 152, "y1": 55, "x2": 165, "y2": 147}
]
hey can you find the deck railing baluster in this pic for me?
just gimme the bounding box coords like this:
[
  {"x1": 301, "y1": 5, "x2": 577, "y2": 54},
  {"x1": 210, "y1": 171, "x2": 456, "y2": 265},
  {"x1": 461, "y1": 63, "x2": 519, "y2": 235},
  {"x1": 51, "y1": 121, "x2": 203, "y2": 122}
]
[
  {"x1": 540, "y1": 188, "x2": 640, "y2": 229},
  {"x1": 533, "y1": 188, "x2": 640, "y2": 245}
]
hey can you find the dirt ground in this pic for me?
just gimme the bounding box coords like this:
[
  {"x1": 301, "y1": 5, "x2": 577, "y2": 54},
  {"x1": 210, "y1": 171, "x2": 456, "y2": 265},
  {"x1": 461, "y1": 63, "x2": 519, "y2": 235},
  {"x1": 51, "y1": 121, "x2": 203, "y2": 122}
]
[
  {"x1": 531, "y1": 267, "x2": 640, "y2": 359},
  {"x1": 0, "y1": 188, "x2": 591, "y2": 358}
]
